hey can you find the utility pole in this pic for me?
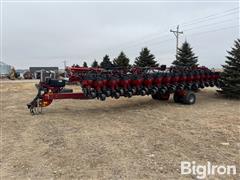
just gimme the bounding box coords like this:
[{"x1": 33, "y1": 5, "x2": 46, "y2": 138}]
[
  {"x1": 62, "y1": 60, "x2": 67, "y2": 78},
  {"x1": 170, "y1": 25, "x2": 183, "y2": 56},
  {"x1": 63, "y1": 60, "x2": 67, "y2": 69}
]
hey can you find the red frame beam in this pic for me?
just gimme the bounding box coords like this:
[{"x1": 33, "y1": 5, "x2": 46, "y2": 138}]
[{"x1": 43, "y1": 92, "x2": 90, "y2": 100}]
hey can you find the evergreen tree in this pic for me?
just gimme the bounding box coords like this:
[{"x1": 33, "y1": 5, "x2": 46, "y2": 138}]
[
  {"x1": 100, "y1": 55, "x2": 113, "y2": 69},
  {"x1": 134, "y1": 47, "x2": 158, "y2": 67},
  {"x1": 113, "y1": 51, "x2": 130, "y2": 67},
  {"x1": 83, "y1": 61, "x2": 88, "y2": 67},
  {"x1": 172, "y1": 41, "x2": 198, "y2": 67},
  {"x1": 220, "y1": 39, "x2": 240, "y2": 98},
  {"x1": 91, "y1": 60, "x2": 99, "y2": 68}
]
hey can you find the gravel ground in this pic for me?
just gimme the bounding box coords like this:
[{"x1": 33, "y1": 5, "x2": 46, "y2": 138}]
[{"x1": 0, "y1": 81, "x2": 239, "y2": 179}]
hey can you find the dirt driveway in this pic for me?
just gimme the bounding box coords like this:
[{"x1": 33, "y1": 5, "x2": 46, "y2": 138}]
[{"x1": 1, "y1": 81, "x2": 239, "y2": 179}]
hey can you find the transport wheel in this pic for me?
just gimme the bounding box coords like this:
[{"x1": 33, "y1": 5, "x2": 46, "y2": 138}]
[
  {"x1": 173, "y1": 93, "x2": 183, "y2": 103},
  {"x1": 182, "y1": 91, "x2": 196, "y2": 105}
]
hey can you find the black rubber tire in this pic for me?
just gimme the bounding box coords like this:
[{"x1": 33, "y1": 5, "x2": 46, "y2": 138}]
[
  {"x1": 168, "y1": 85, "x2": 176, "y2": 93},
  {"x1": 119, "y1": 89, "x2": 124, "y2": 95},
  {"x1": 177, "y1": 84, "x2": 184, "y2": 91},
  {"x1": 105, "y1": 90, "x2": 111, "y2": 97},
  {"x1": 185, "y1": 84, "x2": 192, "y2": 90},
  {"x1": 191, "y1": 83, "x2": 199, "y2": 91},
  {"x1": 151, "y1": 88, "x2": 158, "y2": 95},
  {"x1": 199, "y1": 83, "x2": 205, "y2": 89},
  {"x1": 114, "y1": 92, "x2": 120, "y2": 99},
  {"x1": 182, "y1": 91, "x2": 196, "y2": 105},
  {"x1": 99, "y1": 94, "x2": 106, "y2": 101},
  {"x1": 140, "y1": 90, "x2": 146, "y2": 96},
  {"x1": 131, "y1": 88, "x2": 137, "y2": 95},
  {"x1": 127, "y1": 91, "x2": 133, "y2": 98},
  {"x1": 214, "y1": 81, "x2": 220, "y2": 88},
  {"x1": 159, "y1": 87, "x2": 167, "y2": 94},
  {"x1": 173, "y1": 93, "x2": 183, "y2": 103},
  {"x1": 210, "y1": 82, "x2": 215, "y2": 87},
  {"x1": 90, "y1": 91, "x2": 96, "y2": 98}
]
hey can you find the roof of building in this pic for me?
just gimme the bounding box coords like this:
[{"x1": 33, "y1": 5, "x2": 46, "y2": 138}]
[
  {"x1": 0, "y1": 61, "x2": 11, "y2": 66},
  {"x1": 29, "y1": 67, "x2": 59, "y2": 73}
]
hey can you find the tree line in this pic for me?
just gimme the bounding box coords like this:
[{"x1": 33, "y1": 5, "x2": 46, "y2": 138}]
[
  {"x1": 82, "y1": 41, "x2": 199, "y2": 68},
  {"x1": 80, "y1": 39, "x2": 240, "y2": 99},
  {"x1": 82, "y1": 47, "x2": 159, "y2": 69}
]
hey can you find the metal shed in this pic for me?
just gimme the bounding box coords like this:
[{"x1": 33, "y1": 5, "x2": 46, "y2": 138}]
[
  {"x1": 0, "y1": 61, "x2": 11, "y2": 76},
  {"x1": 29, "y1": 67, "x2": 59, "y2": 79}
]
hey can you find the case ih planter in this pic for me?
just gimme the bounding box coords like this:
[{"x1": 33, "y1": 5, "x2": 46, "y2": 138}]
[{"x1": 27, "y1": 66, "x2": 221, "y2": 115}]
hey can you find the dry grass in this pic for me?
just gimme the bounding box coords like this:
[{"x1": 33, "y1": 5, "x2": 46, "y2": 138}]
[{"x1": 1, "y1": 80, "x2": 239, "y2": 179}]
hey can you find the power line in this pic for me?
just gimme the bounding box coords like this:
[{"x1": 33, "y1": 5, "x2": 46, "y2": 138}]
[
  {"x1": 126, "y1": 16, "x2": 237, "y2": 49},
  {"x1": 150, "y1": 25, "x2": 238, "y2": 64},
  {"x1": 115, "y1": 8, "x2": 238, "y2": 50},
  {"x1": 92, "y1": 7, "x2": 239, "y2": 55},
  {"x1": 125, "y1": 8, "x2": 237, "y2": 48},
  {"x1": 149, "y1": 25, "x2": 238, "y2": 51},
  {"x1": 184, "y1": 18, "x2": 238, "y2": 31},
  {"x1": 104, "y1": 23, "x2": 237, "y2": 56},
  {"x1": 128, "y1": 11, "x2": 238, "y2": 50},
  {"x1": 122, "y1": 25, "x2": 238, "y2": 57},
  {"x1": 84, "y1": 7, "x2": 238, "y2": 58},
  {"x1": 180, "y1": 7, "x2": 239, "y2": 26},
  {"x1": 124, "y1": 37, "x2": 175, "y2": 49},
  {"x1": 186, "y1": 25, "x2": 239, "y2": 37},
  {"x1": 150, "y1": 25, "x2": 238, "y2": 48},
  {"x1": 181, "y1": 11, "x2": 238, "y2": 27}
]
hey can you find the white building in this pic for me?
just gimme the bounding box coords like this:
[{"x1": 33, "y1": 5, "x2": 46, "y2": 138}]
[{"x1": 0, "y1": 61, "x2": 11, "y2": 76}]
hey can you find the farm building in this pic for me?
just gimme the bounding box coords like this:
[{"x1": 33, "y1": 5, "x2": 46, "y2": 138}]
[
  {"x1": 29, "y1": 67, "x2": 59, "y2": 79},
  {"x1": 0, "y1": 61, "x2": 11, "y2": 77}
]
